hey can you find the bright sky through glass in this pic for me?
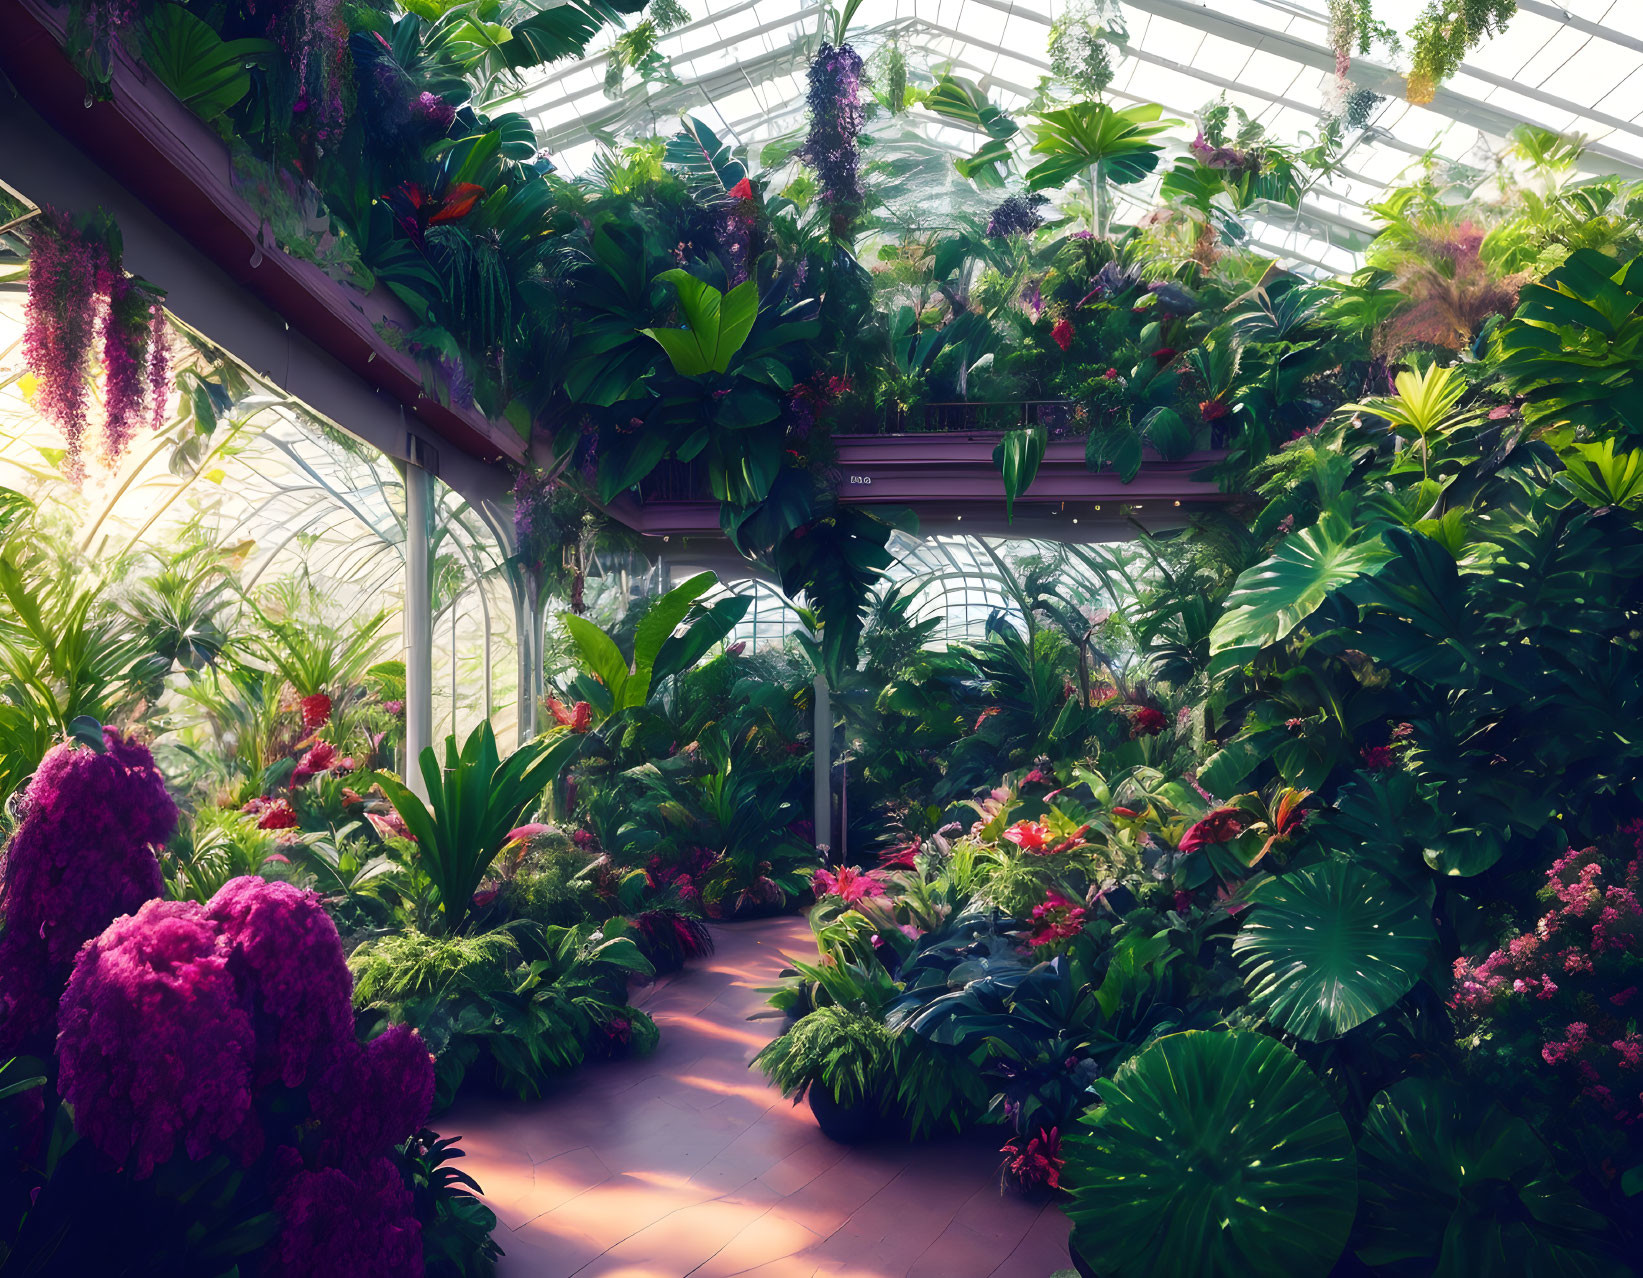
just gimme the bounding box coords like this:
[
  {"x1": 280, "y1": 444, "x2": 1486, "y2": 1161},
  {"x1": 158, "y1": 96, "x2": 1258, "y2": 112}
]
[{"x1": 513, "y1": 0, "x2": 1643, "y2": 272}]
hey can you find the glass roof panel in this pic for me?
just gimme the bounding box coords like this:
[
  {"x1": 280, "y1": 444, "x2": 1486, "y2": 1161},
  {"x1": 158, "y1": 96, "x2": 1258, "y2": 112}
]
[{"x1": 513, "y1": 0, "x2": 1643, "y2": 271}]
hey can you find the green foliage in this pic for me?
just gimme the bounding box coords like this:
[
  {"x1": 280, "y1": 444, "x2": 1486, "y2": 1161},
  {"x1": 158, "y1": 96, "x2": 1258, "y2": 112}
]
[
  {"x1": 1064, "y1": 1031, "x2": 1357, "y2": 1278},
  {"x1": 1233, "y1": 860, "x2": 1437, "y2": 1041},
  {"x1": 1355, "y1": 1079, "x2": 1622, "y2": 1276},
  {"x1": 1025, "y1": 102, "x2": 1177, "y2": 195},
  {"x1": 753, "y1": 1005, "x2": 893, "y2": 1108},
  {"x1": 139, "y1": 6, "x2": 271, "y2": 123},
  {"x1": 641, "y1": 270, "x2": 761, "y2": 376},
  {"x1": 373, "y1": 722, "x2": 581, "y2": 933}
]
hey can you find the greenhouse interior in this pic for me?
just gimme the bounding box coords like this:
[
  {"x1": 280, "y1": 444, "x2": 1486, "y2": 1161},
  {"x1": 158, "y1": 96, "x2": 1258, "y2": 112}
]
[{"x1": 2, "y1": 0, "x2": 1643, "y2": 1273}]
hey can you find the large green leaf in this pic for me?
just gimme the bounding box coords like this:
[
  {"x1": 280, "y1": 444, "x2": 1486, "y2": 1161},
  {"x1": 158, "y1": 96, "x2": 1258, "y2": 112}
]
[
  {"x1": 1025, "y1": 102, "x2": 1177, "y2": 192},
  {"x1": 560, "y1": 613, "x2": 631, "y2": 705},
  {"x1": 664, "y1": 115, "x2": 748, "y2": 194},
  {"x1": 1064, "y1": 1030, "x2": 1356, "y2": 1278},
  {"x1": 1356, "y1": 1080, "x2": 1622, "y2": 1278},
  {"x1": 992, "y1": 425, "x2": 1046, "y2": 522},
  {"x1": 1232, "y1": 860, "x2": 1436, "y2": 1041},
  {"x1": 628, "y1": 571, "x2": 716, "y2": 707},
  {"x1": 641, "y1": 270, "x2": 760, "y2": 375},
  {"x1": 1208, "y1": 512, "x2": 1392, "y2": 672},
  {"x1": 140, "y1": 5, "x2": 272, "y2": 122}
]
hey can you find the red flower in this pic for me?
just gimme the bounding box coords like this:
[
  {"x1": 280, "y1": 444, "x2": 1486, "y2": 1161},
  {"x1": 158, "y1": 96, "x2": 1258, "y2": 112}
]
[
  {"x1": 973, "y1": 705, "x2": 1002, "y2": 733},
  {"x1": 257, "y1": 799, "x2": 299, "y2": 831},
  {"x1": 1028, "y1": 891, "x2": 1086, "y2": 945},
  {"x1": 1179, "y1": 807, "x2": 1245, "y2": 854},
  {"x1": 1110, "y1": 806, "x2": 1141, "y2": 821},
  {"x1": 728, "y1": 177, "x2": 754, "y2": 200},
  {"x1": 505, "y1": 823, "x2": 552, "y2": 845},
  {"x1": 1199, "y1": 398, "x2": 1229, "y2": 421},
  {"x1": 1103, "y1": 367, "x2": 1119, "y2": 380},
  {"x1": 878, "y1": 842, "x2": 920, "y2": 870},
  {"x1": 1003, "y1": 820, "x2": 1051, "y2": 853},
  {"x1": 1000, "y1": 1127, "x2": 1064, "y2": 1191},
  {"x1": 292, "y1": 741, "x2": 337, "y2": 784},
  {"x1": 1360, "y1": 744, "x2": 1396, "y2": 771},
  {"x1": 1151, "y1": 347, "x2": 1178, "y2": 362},
  {"x1": 813, "y1": 865, "x2": 884, "y2": 904},
  {"x1": 1051, "y1": 319, "x2": 1074, "y2": 351},
  {"x1": 547, "y1": 698, "x2": 593, "y2": 733},
  {"x1": 1130, "y1": 705, "x2": 1168, "y2": 737},
  {"x1": 299, "y1": 693, "x2": 332, "y2": 733}
]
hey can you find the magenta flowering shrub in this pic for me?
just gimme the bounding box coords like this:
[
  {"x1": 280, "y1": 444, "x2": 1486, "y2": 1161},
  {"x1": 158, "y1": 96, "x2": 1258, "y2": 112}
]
[
  {"x1": 0, "y1": 729, "x2": 173, "y2": 1054},
  {"x1": 309, "y1": 1023, "x2": 435, "y2": 1170},
  {"x1": 56, "y1": 899, "x2": 260, "y2": 1178},
  {"x1": 268, "y1": 1148, "x2": 423, "y2": 1278},
  {"x1": 1451, "y1": 824, "x2": 1643, "y2": 1135},
  {"x1": 206, "y1": 876, "x2": 353, "y2": 1088}
]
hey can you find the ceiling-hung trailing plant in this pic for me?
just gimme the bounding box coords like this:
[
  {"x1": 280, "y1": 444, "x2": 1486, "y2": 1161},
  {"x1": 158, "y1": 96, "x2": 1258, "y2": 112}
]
[
  {"x1": 1047, "y1": 0, "x2": 1129, "y2": 100},
  {"x1": 22, "y1": 209, "x2": 169, "y2": 476},
  {"x1": 1063, "y1": 1031, "x2": 1358, "y2": 1278},
  {"x1": 602, "y1": 0, "x2": 689, "y2": 99},
  {"x1": 1355, "y1": 1079, "x2": 1624, "y2": 1276},
  {"x1": 1232, "y1": 858, "x2": 1437, "y2": 1041},
  {"x1": 1406, "y1": 0, "x2": 1516, "y2": 104},
  {"x1": 799, "y1": 42, "x2": 868, "y2": 235}
]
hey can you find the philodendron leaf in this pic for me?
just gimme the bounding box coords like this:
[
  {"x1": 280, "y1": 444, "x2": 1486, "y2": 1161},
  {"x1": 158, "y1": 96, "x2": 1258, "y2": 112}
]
[
  {"x1": 1233, "y1": 859, "x2": 1436, "y2": 1041},
  {"x1": 1064, "y1": 1030, "x2": 1356, "y2": 1278},
  {"x1": 993, "y1": 425, "x2": 1046, "y2": 521},
  {"x1": 1208, "y1": 512, "x2": 1392, "y2": 672}
]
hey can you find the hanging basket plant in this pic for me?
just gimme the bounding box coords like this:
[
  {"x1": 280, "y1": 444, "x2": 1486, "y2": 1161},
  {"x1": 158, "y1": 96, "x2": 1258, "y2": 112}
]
[{"x1": 22, "y1": 208, "x2": 169, "y2": 476}]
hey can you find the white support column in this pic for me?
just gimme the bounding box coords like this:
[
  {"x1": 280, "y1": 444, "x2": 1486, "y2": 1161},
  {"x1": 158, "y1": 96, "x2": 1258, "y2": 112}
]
[
  {"x1": 403, "y1": 459, "x2": 434, "y2": 798},
  {"x1": 812, "y1": 671, "x2": 831, "y2": 856}
]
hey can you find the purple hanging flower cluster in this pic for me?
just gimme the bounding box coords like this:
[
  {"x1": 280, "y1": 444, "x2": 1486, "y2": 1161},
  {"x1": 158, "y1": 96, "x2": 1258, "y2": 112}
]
[
  {"x1": 0, "y1": 729, "x2": 173, "y2": 1057},
  {"x1": 798, "y1": 43, "x2": 866, "y2": 217},
  {"x1": 985, "y1": 193, "x2": 1047, "y2": 240},
  {"x1": 23, "y1": 211, "x2": 170, "y2": 474}
]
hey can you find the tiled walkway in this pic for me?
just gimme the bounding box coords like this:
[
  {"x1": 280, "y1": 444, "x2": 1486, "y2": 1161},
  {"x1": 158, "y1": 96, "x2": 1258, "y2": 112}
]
[{"x1": 439, "y1": 916, "x2": 1071, "y2": 1278}]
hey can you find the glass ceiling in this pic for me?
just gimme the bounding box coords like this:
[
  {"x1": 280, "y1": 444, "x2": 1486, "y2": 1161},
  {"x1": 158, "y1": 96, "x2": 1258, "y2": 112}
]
[{"x1": 518, "y1": 0, "x2": 1643, "y2": 274}]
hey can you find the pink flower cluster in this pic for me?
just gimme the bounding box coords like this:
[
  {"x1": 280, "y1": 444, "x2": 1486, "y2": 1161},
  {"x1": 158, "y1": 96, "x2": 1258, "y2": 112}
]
[
  {"x1": 999, "y1": 1126, "x2": 1063, "y2": 1191},
  {"x1": 1451, "y1": 830, "x2": 1643, "y2": 1125},
  {"x1": 813, "y1": 864, "x2": 884, "y2": 904},
  {"x1": 1027, "y1": 892, "x2": 1086, "y2": 947},
  {"x1": 0, "y1": 730, "x2": 173, "y2": 1056}
]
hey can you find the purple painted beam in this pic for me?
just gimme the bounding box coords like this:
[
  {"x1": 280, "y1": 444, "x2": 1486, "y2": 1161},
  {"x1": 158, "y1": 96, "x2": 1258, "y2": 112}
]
[
  {"x1": 605, "y1": 434, "x2": 1231, "y2": 536},
  {"x1": 1, "y1": 0, "x2": 524, "y2": 469}
]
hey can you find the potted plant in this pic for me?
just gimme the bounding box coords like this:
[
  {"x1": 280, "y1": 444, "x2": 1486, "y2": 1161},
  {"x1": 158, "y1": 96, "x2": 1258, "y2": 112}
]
[{"x1": 752, "y1": 1005, "x2": 894, "y2": 1144}]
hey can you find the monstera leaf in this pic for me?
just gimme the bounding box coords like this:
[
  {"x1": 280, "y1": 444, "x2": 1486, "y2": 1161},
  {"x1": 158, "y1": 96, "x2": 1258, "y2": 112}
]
[
  {"x1": 1233, "y1": 860, "x2": 1436, "y2": 1041},
  {"x1": 665, "y1": 116, "x2": 748, "y2": 194},
  {"x1": 1064, "y1": 1030, "x2": 1356, "y2": 1278},
  {"x1": 1025, "y1": 102, "x2": 1177, "y2": 192},
  {"x1": 1208, "y1": 512, "x2": 1392, "y2": 672},
  {"x1": 1356, "y1": 1079, "x2": 1622, "y2": 1278}
]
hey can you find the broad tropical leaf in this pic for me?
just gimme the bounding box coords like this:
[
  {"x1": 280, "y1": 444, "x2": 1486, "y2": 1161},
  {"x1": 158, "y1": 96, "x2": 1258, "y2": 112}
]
[
  {"x1": 993, "y1": 426, "x2": 1046, "y2": 521},
  {"x1": 1356, "y1": 1080, "x2": 1622, "y2": 1277},
  {"x1": 664, "y1": 116, "x2": 748, "y2": 194},
  {"x1": 141, "y1": 4, "x2": 272, "y2": 121},
  {"x1": 1232, "y1": 860, "x2": 1436, "y2": 1041},
  {"x1": 1064, "y1": 1030, "x2": 1356, "y2": 1278},
  {"x1": 1208, "y1": 512, "x2": 1392, "y2": 671},
  {"x1": 642, "y1": 270, "x2": 760, "y2": 376},
  {"x1": 1025, "y1": 102, "x2": 1177, "y2": 192}
]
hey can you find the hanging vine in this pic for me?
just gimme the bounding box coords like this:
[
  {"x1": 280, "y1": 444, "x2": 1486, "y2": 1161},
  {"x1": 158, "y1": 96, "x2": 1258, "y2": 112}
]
[
  {"x1": 23, "y1": 210, "x2": 170, "y2": 477},
  {"x1": 1406, "y1": 0, "x2": 1517, "y2": 104}
]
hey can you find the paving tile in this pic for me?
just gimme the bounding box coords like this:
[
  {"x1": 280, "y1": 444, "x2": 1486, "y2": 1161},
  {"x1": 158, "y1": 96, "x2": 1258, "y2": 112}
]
[{"x1": 434, "y1": 919, "x2": 1069, "y2": 1278}]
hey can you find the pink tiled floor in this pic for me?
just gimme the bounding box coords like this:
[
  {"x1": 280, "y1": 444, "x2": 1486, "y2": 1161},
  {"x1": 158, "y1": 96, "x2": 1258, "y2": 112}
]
[{"x1": 438, "y1": 916, "x2": 1071, "y2": 1278}]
